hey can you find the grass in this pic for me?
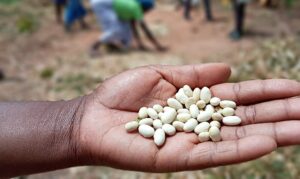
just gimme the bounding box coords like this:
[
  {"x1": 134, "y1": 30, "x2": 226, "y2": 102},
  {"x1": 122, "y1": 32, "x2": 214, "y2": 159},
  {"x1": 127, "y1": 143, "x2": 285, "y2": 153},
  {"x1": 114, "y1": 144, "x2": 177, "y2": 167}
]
[{"x1": 0, "y1": 0, "x2": 20, "y2": 5}]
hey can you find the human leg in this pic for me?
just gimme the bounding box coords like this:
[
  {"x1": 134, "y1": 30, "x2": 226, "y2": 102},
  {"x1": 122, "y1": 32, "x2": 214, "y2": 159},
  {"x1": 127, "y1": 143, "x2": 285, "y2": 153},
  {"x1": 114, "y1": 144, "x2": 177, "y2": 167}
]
[
  {"x1": 203, "y1": 0, "x2": 213, "y2": 21},
  {"x1": 229, "y1": 0, "x2": 246, "y2": 40},
  {"x1": 183, "y1": 0, "x2": 192, "y2": 20}
]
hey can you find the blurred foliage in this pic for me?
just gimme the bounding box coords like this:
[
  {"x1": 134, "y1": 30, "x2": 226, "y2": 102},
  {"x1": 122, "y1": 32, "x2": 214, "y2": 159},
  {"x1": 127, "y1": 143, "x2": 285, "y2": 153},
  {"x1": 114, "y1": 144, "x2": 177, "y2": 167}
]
[
  {"x1": 0, "y1": 0, "x2": 20, "y2": 5},
  {"x1": 16, "y1": 14, "x2": 38, "y2": 33},
  {"x1": 54, "y1": 73, "x2": 103, "y2": 95},
  {"x1": 0, "y1": 0, "x2": 41, "y2": 37},
  {"x1": 231, "y1": 38, "x2": 300, "y2": 82},
  {"x1": 40, "y1": 67, "x2": 54, "y2": 79}
]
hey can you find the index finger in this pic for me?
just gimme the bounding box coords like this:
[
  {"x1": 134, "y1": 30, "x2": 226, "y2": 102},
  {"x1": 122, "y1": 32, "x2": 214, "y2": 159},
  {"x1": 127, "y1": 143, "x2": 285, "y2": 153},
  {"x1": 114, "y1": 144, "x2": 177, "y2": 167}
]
[{"x1": 150, "y1": 63, "x2": 231, "y2": 89}]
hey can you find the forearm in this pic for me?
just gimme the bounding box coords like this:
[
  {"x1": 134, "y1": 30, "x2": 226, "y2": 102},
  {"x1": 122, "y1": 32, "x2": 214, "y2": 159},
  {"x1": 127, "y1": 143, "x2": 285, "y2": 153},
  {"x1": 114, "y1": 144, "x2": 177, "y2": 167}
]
[
  {"x1": 0, "y1": 97, "x2": 85, "y2": 178},
  {"x1": 140, "y1": 21, "x2": 161, "y2": 47},
  {"x1": 130, "y1": 21, "x2": 143, "y2": 47}
]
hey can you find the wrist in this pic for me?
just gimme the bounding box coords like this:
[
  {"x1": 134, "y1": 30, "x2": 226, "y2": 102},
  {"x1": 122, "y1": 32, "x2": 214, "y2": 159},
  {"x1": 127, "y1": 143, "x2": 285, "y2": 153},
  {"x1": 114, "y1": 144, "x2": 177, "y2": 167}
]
[
  {"x1": 0, "y1": 97, "x2": 88, "y2": 177},
  {"x1": 64, "y1": 96, "x2": 87, "y2": 166}
]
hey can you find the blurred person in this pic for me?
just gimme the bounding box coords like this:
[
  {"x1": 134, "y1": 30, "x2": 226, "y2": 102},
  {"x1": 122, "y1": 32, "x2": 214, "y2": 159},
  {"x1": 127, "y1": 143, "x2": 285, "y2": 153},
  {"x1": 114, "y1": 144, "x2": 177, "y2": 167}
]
[
  {"x1": 182, "y1": 0, "x2": 213, "y2": 21},
  {"x1": 116, "y1": 0, "x2": 167, "y2": 51},
  {"x1": 1, "y1": 63, "x2": 300, "y2": 178},
  {"x1": 0, "y1": 69, "x2": 4, "y2": 81},
  {"x1": 89, "y1": 0, "x2": 133, "y2": 57},
  {"x1": 53, "y1": 0, "x2": 67, "y2": 23},
  {"x1": 64, "y1": 0, "x2": 88, "y2": 32},
  {"x1": 90, "y1": 0, "x2": 166, "y2": 57},
  {"x1": 229, "y1": 0, "x2": 249, "y2": 40}
]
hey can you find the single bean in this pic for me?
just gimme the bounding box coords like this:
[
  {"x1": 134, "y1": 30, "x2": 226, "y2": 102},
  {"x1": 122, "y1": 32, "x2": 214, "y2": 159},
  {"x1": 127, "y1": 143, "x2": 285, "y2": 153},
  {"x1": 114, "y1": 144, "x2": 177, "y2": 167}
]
[
  {"x1": 154, "y1": 129, "x2": 166, "y2": 146},
  {"x1": 125, "y1": 121, "x2": 139, "y2": 132},
  {"x1": 138, "y1": 125, "x2": 155, "y2": 138},
  {"x1": 183, "y1": 118, "x2": 198, "y2": 132},
  {"x1": 200, "y1": 87, "x2": 211, "y2": 104},
  {"x1": 162, "y1": 124, "x2": 176, "y2": 136},
  {"x1": 147, "y1": 108, "x2": 158, "y2": 119}
]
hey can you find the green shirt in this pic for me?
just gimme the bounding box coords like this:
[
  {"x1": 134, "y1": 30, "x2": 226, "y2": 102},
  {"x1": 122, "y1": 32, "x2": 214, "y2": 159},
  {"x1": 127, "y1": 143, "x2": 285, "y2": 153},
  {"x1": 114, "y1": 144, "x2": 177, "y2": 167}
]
[{"x1": 113, "y1": 0, "x2": 143, "y2": 21}]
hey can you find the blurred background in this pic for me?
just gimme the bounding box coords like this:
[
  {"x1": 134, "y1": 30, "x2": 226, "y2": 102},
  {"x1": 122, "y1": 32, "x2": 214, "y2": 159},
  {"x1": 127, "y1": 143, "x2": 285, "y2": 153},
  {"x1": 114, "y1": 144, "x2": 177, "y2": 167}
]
[{"x1": 1, "y1": 0, "x2": 300, "y2": 178}]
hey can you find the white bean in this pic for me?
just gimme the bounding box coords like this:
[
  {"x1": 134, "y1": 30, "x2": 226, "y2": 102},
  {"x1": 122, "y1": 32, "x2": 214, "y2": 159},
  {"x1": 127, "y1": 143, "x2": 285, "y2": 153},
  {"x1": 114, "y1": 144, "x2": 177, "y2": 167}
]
[
  {"x1": 212, "y1": 112, "x2": 223, "y2": 121},
  {"x1": 221, "y1": 107, "x2": 235, "y2": 117},
  {"x1": 125, "y1": 121, "x2": 139, "y2": 132},
  {"x1": 167, "y1": 98, "x2": 183, "y2": 110},
  {"x1": 189, "y1": 104, "x2": 200, "y2": 118},
  {"x1": 177, "y1": 109, "x2": 190, "y2": 114},
  {"x1": 138, "y1": 125, "x2": 155, "y2": 138},
  {"x1": 161, "y1": 109, "x2": 177, "y2": 124},
  {"x1": 164, "y1": 106, "x2": 175, "y2": 112},
  {"x1": 205, "y1": 104, "x2": 214, "y2": 115},
  {"x1": 127, "y1": 85, "x2": 240, "y2": 144},
  {"x1": 158, "y1": 112, "x2": 163, "y2": 119},
  {"x1": 215, "y1": 107, "x2": 223, "y2": 114},
  {"x1": 154, "y1": 129, "x2": 166, "y2": 147},
  {"x1": 197, "y1": 111, "x2": 212, "y2": 122},
  {"x1": 153, "y1": 119, "x2": 163, "y2": 129},
  {"x1": 138, "y1": 107, "x2": 148, "y2": 119},
  {"x1": 147, "y1": 108, "x2": 158, "y2": 119},
  {"x1": 200, "y1": 87, "x2": 211, "y2": 104},
  {"x1": 176, "y1": 113, "x2": 191, "y2": 123},
  {"x1": 175, "y1": 88, "x2": 188, "y2": 104},
  {"x1": 196, "y1": 100, "x2": 206, "y2": 109},
  {"x1": 185, "y1": 97, "x2": 196, "y2": 109},
  {"x1": 153, "y1": 104, "x2": 163, "y2": 113},
  {"x1": 162, "y1": 124, "x2": 176, "y2": 136},
  {"x1": 220, "y1": 100, "x2": 237, "y2": 108},
  {"x1": 209, "y1": 126, "x2": 221, "y2": 142},
  {"x1": 192, "y1": 87, "x2": 201, "y2": 101},
  {"x1": 139, "y1": 118, "x2": 153, "y2": 126},
  {"x1": 198, "y1": 132, "x2": 210, "y2": 142},
  {"x1": 222, "y1": 116, "x2": 242, "y2": 126},
  {"x1": 194, "y1": 122, "x2": 210, "y2": 134},
  {"x1": 172, "y1": 121, "x2": 184, "y2": 132},
  {"x1": 183, "y1": 85, "x2": 193, "y2": 97},
  {"x1": 183, "y1": 119, "x2": 198, "y2": 132},
  {"x1": 210, "y1": 121, "x2": 221, "y2": 128},
  {"x1": 210, "y1": 97, "x2": 221, "y2": 106}
]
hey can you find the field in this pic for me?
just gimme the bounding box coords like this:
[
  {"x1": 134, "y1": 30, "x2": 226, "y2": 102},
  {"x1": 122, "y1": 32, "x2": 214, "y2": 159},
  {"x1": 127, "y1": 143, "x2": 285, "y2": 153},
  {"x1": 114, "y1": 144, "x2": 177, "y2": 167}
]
[{"x1": 1, "y1": 0, "x2": 300, "y2": 178}]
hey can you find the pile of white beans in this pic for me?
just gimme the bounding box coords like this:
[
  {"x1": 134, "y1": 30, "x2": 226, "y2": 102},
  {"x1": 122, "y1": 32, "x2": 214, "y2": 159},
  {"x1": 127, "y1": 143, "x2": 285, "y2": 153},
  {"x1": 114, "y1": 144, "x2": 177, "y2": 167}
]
[{"x1": 125, "y1": 85, "x2": 241, "y2": 147}]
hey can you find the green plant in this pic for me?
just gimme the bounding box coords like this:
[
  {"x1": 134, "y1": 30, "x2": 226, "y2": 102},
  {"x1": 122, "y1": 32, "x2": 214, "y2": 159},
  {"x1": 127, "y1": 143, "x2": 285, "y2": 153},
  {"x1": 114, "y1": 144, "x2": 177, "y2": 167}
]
[
  {"x1": 16, "y1": 14, "x2": 37, "y2": 33},
  {"x1": 0, "y1": 0, "x2": 20, "y2": 5},
  {"x1": 40, "y1": 68, "x2": 54, "y2": 79}
]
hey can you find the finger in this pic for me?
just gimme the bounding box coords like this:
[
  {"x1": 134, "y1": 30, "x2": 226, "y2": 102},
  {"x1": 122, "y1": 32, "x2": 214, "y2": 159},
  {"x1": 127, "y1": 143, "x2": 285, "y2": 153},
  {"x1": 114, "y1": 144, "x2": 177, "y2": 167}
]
[
  {"x1": 150, "y1": 63, "x2": 231, "y2": 89},
  {"x1": 211, "y1": 79, "x2": 300, "y2": 105},
  {"x1": 221, "y1": 121, "x2": 300, "y2": 147},
  {"x1": 185, "y1": 135, "x2": 276, "y2": 170},
  {"x1": 235, "y1": 97, "x2": 300, "y2": 125}
]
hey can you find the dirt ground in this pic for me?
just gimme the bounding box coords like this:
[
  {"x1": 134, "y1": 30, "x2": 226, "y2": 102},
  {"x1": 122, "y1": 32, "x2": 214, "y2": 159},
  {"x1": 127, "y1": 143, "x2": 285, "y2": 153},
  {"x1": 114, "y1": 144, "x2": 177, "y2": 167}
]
[
  {"x1": 2, "y1": 2, "x2": 299, "y2": 102},
  {"x1": 1, "y1": 1, "x2": 300, "y2": 178}
]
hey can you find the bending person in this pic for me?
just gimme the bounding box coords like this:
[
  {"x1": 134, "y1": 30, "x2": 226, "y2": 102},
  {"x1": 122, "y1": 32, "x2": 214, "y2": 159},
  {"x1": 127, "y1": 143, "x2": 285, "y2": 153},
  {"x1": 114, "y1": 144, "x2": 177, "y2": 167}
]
[
  {"x1": 90, "y1": 0, "x2": 133, "y2": 56},
  {"x1": 114, "y1": 0, "x2": 167, "y2": 51}
]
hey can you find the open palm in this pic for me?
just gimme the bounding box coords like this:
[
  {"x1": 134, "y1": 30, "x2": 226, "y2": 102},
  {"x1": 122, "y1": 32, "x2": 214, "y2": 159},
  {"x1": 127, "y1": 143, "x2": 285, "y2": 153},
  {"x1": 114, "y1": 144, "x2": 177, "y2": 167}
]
[{"x1": 77, "y1": 63, "x2": 300, "y2": 172}]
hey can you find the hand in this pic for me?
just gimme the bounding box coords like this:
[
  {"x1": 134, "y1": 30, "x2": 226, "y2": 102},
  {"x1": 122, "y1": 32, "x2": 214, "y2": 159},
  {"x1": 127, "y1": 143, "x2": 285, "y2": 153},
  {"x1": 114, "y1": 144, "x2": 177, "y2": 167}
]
[
  {"x1": 156, "y1": 45, "x2": 168, "y2": 52},
  {"x1": 75, "y1": 64, "x2": 300, "y2": 172},
  {"x1": 138, "y1": 44, "x2": 149, "y2": 51}
]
